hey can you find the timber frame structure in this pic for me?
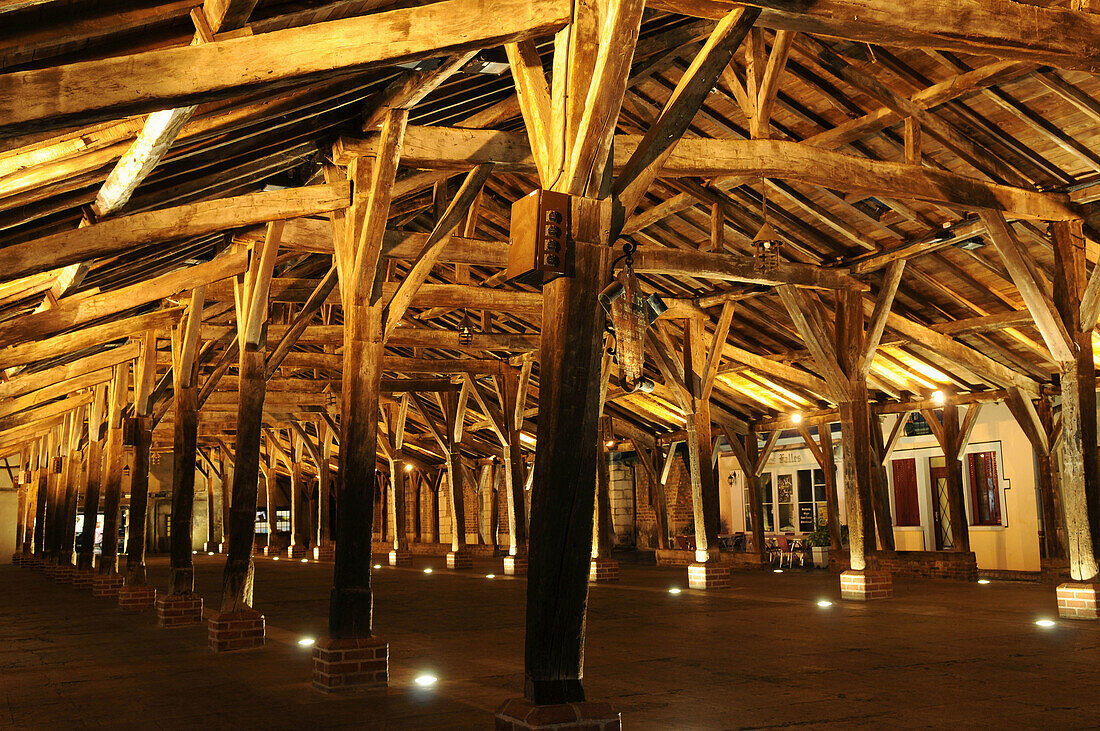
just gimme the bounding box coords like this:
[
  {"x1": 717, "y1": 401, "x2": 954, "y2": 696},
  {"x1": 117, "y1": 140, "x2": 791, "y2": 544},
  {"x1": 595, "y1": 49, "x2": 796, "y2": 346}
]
[{"x1": 4, "y1": 0, "x2": 1100, "y2": 720}]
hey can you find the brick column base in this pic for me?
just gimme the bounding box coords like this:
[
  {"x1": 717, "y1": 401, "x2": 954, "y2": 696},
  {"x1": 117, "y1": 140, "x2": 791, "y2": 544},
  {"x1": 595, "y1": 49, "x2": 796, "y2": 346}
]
[
  {"x1": 118, "y1": 585, "x2": 157, "y2": 611},
  {"x1": 208, "y1": 609, "x2": 265, "y2": 652},
  {"x1": 840, "y1": 570, "x2": 893, "y2": 600},
  {"x1": 204, "y1": 541, "x2": 223, "y2": 553},
  {"x1": 590, "y1": 558, "x2": 620, "y2": 582},
  {"x1": 41, "y1": 563, "x2": 62, "y2": 579},
  {"x1": 92, "y1": 574, "x2": 124, "y2": 598},
  {"x1": 20, "y1": 555, "x2": 41, "y2": 570},
  {"x1": 262, "y1": 545, "x2": 275, "y2": 556},
  {"x1": 446, "y1": 550, "x2": 474, "y2": 570},
  {"x1": 288, "y1": 545, "x2": 310, "y2": 559},
  {"x1": 52, "y1": 565, "x2": 75, "y2": 583},
  {"x1": 389, "y1": 550, "x2": 413, "y2": 566},
  {"x1": 1057, "y1": 582, "x2": 1099, "y2": 620},
  {"x1": 11, "y1": 552, "x2": 24, "y2": 565},
  {"x1": 155, "y1": 593, "x2": 203, "y2": 627},
  {"x1": 314, "y1": 545, "x2": 335, "y2": 561},
  {"x1": 494, "y1": 698, "x2": 620, "y2": 730},
  {"x1": 503, "y1": 556, "x2": 528, "y2": 575},
  {"x1": 72, "y1": 569, "x2": 97, "y2": 590},
  {"x1": 311, "y1": 636, "x2": 388, "y2": 692},
  {"x1": 688, "y1": 562, "x2": 731, "y2": 590}
]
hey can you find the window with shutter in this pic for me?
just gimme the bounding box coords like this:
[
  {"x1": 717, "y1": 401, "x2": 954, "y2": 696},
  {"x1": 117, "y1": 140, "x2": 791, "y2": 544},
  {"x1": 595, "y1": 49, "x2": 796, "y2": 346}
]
[
  {"x1": 967, "y1": 451, "x2": 1001, "y2": 526},
  {"x1": 891, "y1": 458, "x2": 920, "y2": 526}
]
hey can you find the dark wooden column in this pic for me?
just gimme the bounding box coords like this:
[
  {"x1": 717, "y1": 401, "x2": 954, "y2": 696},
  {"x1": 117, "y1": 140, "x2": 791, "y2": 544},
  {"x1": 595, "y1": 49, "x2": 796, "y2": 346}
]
[
  {"x1": 525, "y1": 231, "x2": 610, "y2": 704},
  {"x1": 44, "y1": 428, "x2": 63, "y2": 561},
  {"x1": 59, "y1": 408, "x2": 84, "y2": 565},
  {"x1": 98, "y1": 363, "x2": 129, "y2": 575},
  {"x1": 317, "y1": 424, "x2": 333, "y2": 547},
  {"x1": 220, "y1": 450, "x2": 232, "y2": 547},
  {"x1": 32, "y1": 435, "x2": 49, "y2": 557},
  {"x1": 1036, "y1": 395, "x2": 1066, "y2": 560},
  {"x1": 683, "y1": 317, "x2": 720, "y2": 560},
  {"x1": 77, "y1": 384, "x2": 108, "y2": 571},
  {"x1": 124, "y1": 331, "x2": 157, "y2": 587},
  {"x1": 819, "y1": 424, "x2": 843, "y2": 550},
  {"x1": 24, "y1": 440, "x2": 42, "y2": 555},
  {"x1": 593, "y1": 415, "x2": 616, "y2": 560},
  {"x1": 499, "y1": 366, "x2": 529, "y2": 558},
  {"x1": 868, "y1": 414, "x2": 897, "y2": 551},
  {"x1": 168, "y1": 292, "x2": 203, "y2": 595}
]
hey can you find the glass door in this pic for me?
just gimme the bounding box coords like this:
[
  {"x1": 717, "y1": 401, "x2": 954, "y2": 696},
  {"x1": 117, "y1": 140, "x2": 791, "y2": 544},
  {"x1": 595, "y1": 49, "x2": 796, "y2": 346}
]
[{"x1": 929, "y1": 458, "x2": 953, "y2": 550}]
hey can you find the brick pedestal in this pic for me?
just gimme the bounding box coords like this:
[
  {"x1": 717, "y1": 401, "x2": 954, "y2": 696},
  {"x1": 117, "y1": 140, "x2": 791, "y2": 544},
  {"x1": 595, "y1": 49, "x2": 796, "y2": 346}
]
[
  {"x1": 446, "y1": 550, "x2": 474, "y2": 570},
  {"x1": 311, "y1": 636, "x2": 388, "y2": 692},
  {"x1": 20, "y1": 555, "x2": 41, "y2": 570},
  {"x1": 494, "y1": 698, "x2": 620, "y2": 731},
  {"x1": 388, "y1": 550, "x2": 412, "y2": 566},
  {"x1": 208, "y1": 609, "x2": 265, "y2": 652},
  {"x1": 288, "y1": 545, "x2": 310, "y2": 559},
  {"x1": 118, "y1": 585, "x2": 157, "y2": 611},
  {"x1": 688, "y1": 562, "x2": 731, "y2": 590},
  {"x1": 314, "y1": 544, "x2": 335, "y2": 561},
  {"x1": 262, "y1": 545, "x2": 275, "y2": 556},
  {"x1": 590, "y1": 558, "x2": 620, "y2": 582},
  {"x1": 1057, "y1": 582, "x2": 1099, "y2": 620},
  {"x1": 41, "y1": 563, "x2": 62, "y2": 579},
  {"x1": 11, "y1": 552, "x2": 24, "y2": 565},
  {"x1": 204, "y1": 541, "x2": 223, "y2": 553},
  {"x1": 92, "y1": 574, "x2": 124, "y2": 598},
  {"x1": 155, "y1": 593, "x2": 203, "y2": 627},
  {"x1": 52, "y1": 564, "x2": 75, "y2": 583},
  {"x1": 840, "y1": 570, "x2": 893, "y2": 601},
  {"x1": 503, "y1": 556, "x2": 528, "y2": 575},
  {"x1": 71, "y1": 569, "x2": 96, "y2": 590}
]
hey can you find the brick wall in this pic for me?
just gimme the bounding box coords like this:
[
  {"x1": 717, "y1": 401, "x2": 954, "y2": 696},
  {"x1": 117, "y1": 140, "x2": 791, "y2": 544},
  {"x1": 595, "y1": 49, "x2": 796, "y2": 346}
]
[{"x1": 831, "y1": 549, "x2": 978, "y2": 581}]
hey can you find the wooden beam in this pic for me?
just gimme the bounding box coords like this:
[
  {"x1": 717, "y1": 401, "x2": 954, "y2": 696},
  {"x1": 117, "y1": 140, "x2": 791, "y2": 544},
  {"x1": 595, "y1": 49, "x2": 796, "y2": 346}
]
[
  {"x1": 631, "y1": 245, "x2": 864, "y2": 290},
  {"x1": 0, "y1": 185, "x2": 347, "y2": 283},
  {"x1": 859, "y1": 259, "x2": 905, "y2": 380},
  {"x1": 0, "y1": 308, "x2": 180, "y2": 371},
  {"x1": 647, "y1": 0, "x2": 1100, "y2": 72},
  {"x1": 613, "y1": 7, "x2": 759, "y2": 217},
  {"x1": 0, "y1": 0, "x2": 574, "y2": 139},
  {"x1": 265, "y1": 266, "x2": 338, "y2": 378}
]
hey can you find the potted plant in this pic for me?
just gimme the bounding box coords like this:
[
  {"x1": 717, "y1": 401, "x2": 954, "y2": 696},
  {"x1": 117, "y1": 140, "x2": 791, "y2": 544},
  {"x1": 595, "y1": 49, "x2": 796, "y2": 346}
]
[{"x1": 806, "y1": 523, "x2": 831, "y2": 568}]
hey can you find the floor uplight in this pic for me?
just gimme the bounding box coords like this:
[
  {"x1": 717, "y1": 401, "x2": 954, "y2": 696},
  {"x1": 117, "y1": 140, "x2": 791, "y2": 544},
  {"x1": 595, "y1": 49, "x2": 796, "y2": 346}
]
[
  {"x1": 1036, "y1": 619, "x2": 1056, "y2": 628},
  {"x1": 272, "y1": 556, "x2": 280, "y2": 561},
  {"x1": 817, "y1": 600, "x2": 833, "y2": 608},
  {"x1": 486, "y1": 574, "x2": 496, "y2": 579},
  {"x1": 373, "y1": 564, "x2": 382, "y2": 569},
  {"x1": 414, "y1": 674, "x2": 438, "y2": 687},
  {"x1": 301, "y1": 558, "x2": 308, "y2": 563},
  {"x1": 773, "y1": 569, "x2": 783, "y2": 573},
  {"x1": 297, "y1": 637, "x2": 315, "y2": 647},
  {"x1": 668, "y1": 587, "x2": 682, "y2": 595},
  {"x1": 423, "y1": 568, "x2": 433, "y2": 574},
  {"x1": 978, "y1": 579, "x2": 991, "y2": 585},
  {"x1": 207, "y1": 552, "x2": 214, "y2": 556}
]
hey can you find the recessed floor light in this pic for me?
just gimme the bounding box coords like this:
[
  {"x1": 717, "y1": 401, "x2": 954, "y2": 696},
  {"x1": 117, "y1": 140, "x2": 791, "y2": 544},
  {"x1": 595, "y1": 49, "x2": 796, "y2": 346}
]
[
  {"x1": 300, "y1": 559, "x2": 308, "y2": 563},
  {"x1": 373, "y1": 564, "x2": 382, "y2": 570},
  {"x1": 297, "y1": 637, "x2": 315, "y2": 647},
  {"x1": 978, "y1": 579, "x2": 991, "y2": 585},
  {"x1": 414, "y1": 674, "x2": 438, "y2": 687},
  {"x1": 1036, "y1": 619, "x2": 1056, "y2": 628},
  {"x1": 817, "y1": 600, "x2": 833, "y2": 608},
  {"x1": 668, "y1": 587, "x2": 682, "y2": 595},
  {"x1": 773, "y1": 569, "x2": 783, "y2": 573},
  {"x1": 423, "y1": 568, "x2": 433, "y2": 574},
  {"x1": 207, "y1": 552, "x2": 214, "y2": 556},
  {"x1": 272, "y1": 557, "x2": 279, "y2": 561},
  {"x1": 486, "y1": 574, "x2": 496, "y2": 579}
]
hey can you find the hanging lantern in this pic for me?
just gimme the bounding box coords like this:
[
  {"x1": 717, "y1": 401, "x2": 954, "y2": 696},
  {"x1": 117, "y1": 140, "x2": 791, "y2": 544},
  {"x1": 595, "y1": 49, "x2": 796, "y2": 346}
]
[
  {"x1": 458, "y1": 309, "x2": 474, "y2": 347},
  {"x1": 599, "y1": 238, "x2": 664, "y2": 393},
  {"x1": 752, "y1": 176, "x2": 782, "y2": 272},
  {"x1": 752, "y1": 220, "x2": 782, "y2": 272}
]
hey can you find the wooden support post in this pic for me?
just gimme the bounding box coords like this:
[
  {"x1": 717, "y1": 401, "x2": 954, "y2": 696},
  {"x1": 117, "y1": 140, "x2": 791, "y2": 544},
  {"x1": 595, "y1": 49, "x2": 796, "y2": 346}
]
[
  {"x1": 98, "y1": 364, "x2": 129, "y2": 575},
  {"x1": 684, "y1": 316, "x2": 721, "y2": 562},
  {"x1": 819, "y1": 423, "x2": 842, "y2": 551},
  {"x1": 1036, "y1": 395, "x2": 1066, "y2": 560},
  {"x1": 42, "y1": 428, "x2": 61, "y2": 562},
  {"x1": 169, "y1": 290, "x2": 203, "y2": 595},
  {"x1": 33, "y1": 436, "x2": 49, "y2": 558},
  {"x1": 318, "y1": 424, "x2": 333, "y2": 549},
  {"x1": 869, "y1": 414, "x2": 896, "y2": 552},
  {"x1": 77, "y1": 382, "x2": 107, "y2": 571},
  {"x1": 1052, "y1": 220, "x2": 1099, "y2": 582},
  {"x1": 59, "y1": 408, "x2": 84, "y2": 567},
  {"x1": 124, "y1": 331, "x2": 157, "y2": 587},
  {"x1": 921, "y1": 403, "x2": 971, "y2": 553},
  {"x1": 500, "y1": 367, "x2": 529, "y2": 560}
]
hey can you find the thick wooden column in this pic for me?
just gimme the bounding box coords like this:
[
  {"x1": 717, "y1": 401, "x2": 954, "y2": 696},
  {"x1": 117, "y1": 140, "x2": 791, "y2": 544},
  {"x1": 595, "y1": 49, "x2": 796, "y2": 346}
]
[
  {"x1": 1052, "y1": 220, "x2": 1099, "y2": 581},
  {"x1": 59, "y1": 407, "x2": 85, "y2": 567},
  {"x1": 168, "y1": 292, "x2": 203, "y2": 595},
  {"x1": 592, "y1": 416, "x2": 616, "y2": 560},
  {"x1": 499, "y1": 367, "x2": 528, "y2": 558},
  {"x1": 42, "y1": 427, "x2": 63, "y2": 561},
  {"x1": 77, "y1": 385, "x2": 108, "y2": 571},
  {"x1": 868, "y1": 414, "x2": 897, "y2": 551},
  {"x1": 98, "y1": 363, "x2": 130, "y2": 575},
  {"x1": 124, "y1": 331, "x2": 157, "y2": 587},
  {"x1": 23, "y1": 440, "x2": 41, "y2": 555},
  {"x1": 818, "y1": 424, "x2": 843, "y2": 550},
  {"x1": 220, "y1": 451, "x2": 232, "y2": 547},
  {"x1": 32, "y1": 435, "x2": 49, "y2": 557},
  {"x1": 940, "y1": 403, "x2": 970, "y2": 553},
  {"x1": 317, "y1": 423, "x2": 333, "y2": 548},
  {"x1": 683, "y1": 317, "x2": 720, "y2": 560}
]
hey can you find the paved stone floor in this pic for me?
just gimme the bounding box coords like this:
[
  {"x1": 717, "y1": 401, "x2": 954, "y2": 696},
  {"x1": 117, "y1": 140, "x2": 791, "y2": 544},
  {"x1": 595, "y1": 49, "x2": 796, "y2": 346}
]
[{"x1": 3, "y1": 553, "x2": 1099, "y2": 729}]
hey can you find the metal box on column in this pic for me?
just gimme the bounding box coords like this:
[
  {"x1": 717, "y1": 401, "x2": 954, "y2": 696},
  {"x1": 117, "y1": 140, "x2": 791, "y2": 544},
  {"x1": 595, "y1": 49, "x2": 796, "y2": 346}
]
[{"x1": 506, "y1": 189, "x2": 573, "y2": 287}]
